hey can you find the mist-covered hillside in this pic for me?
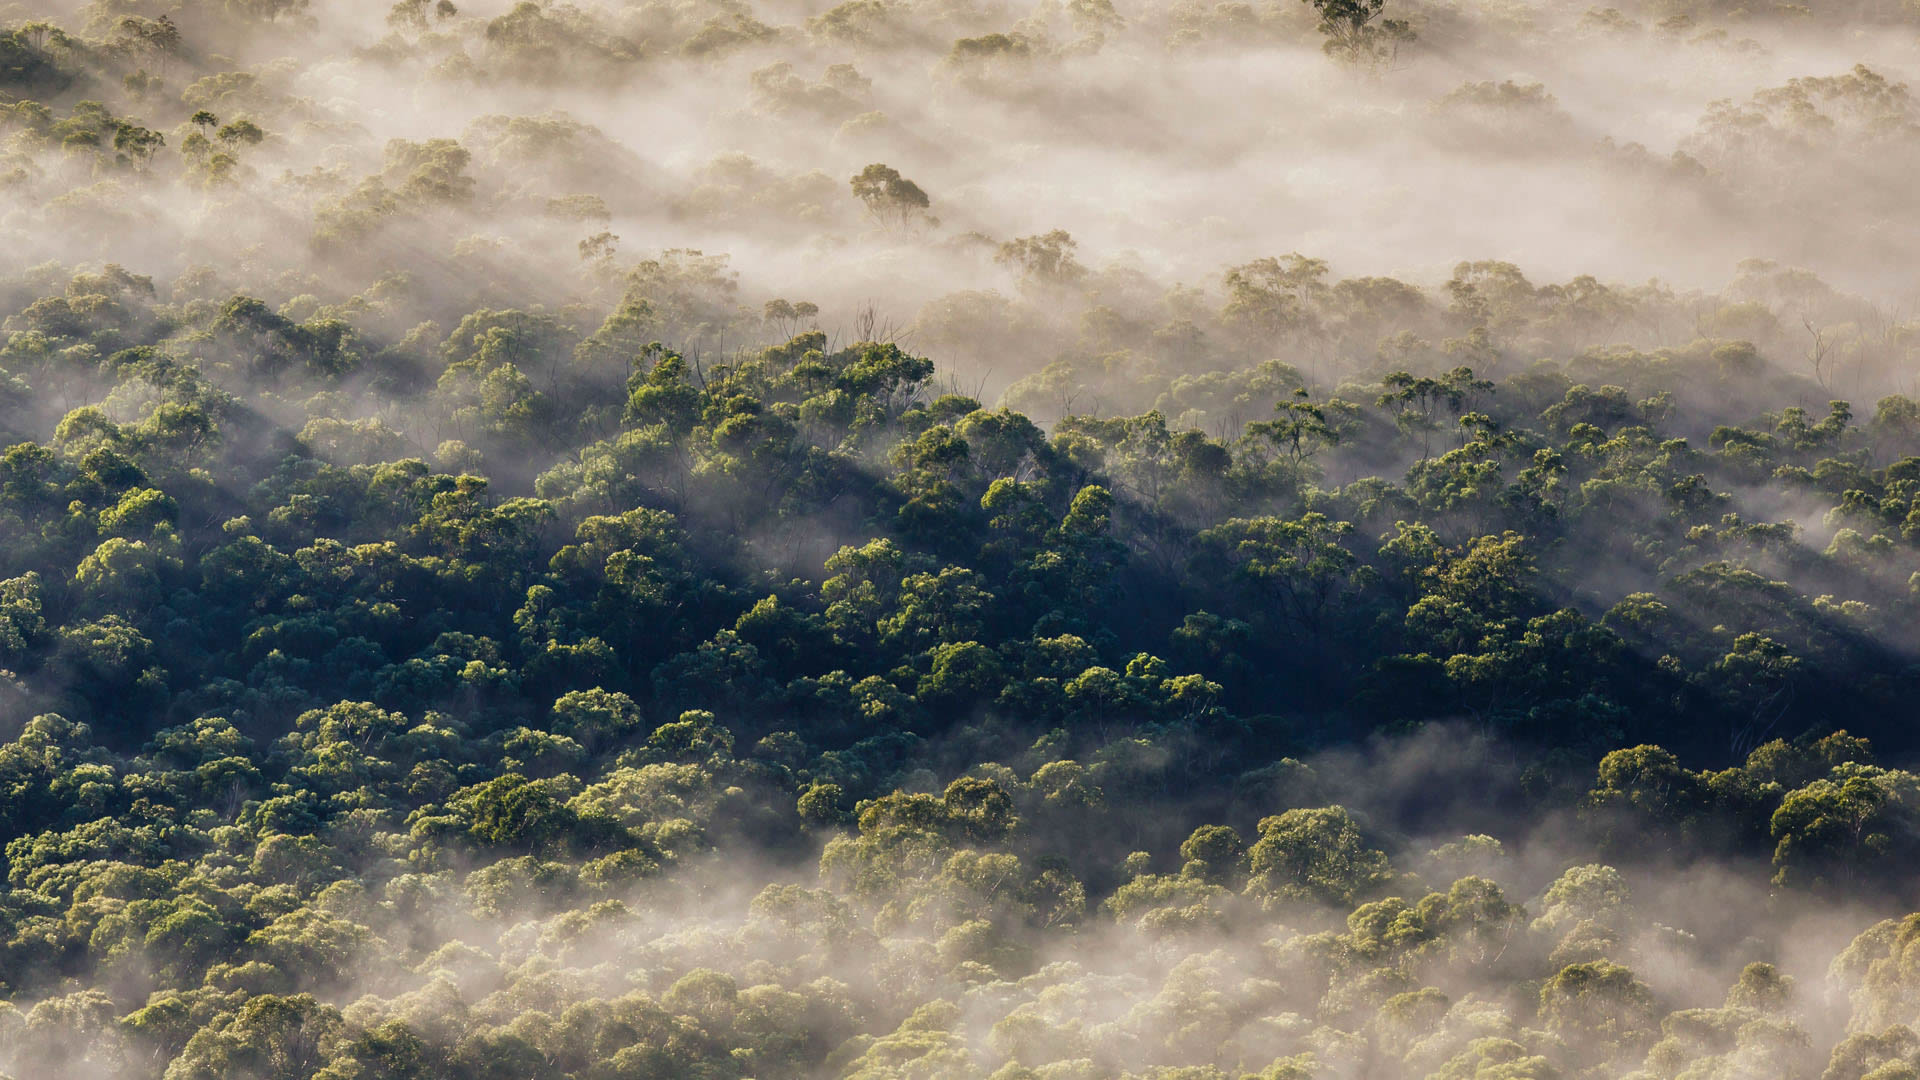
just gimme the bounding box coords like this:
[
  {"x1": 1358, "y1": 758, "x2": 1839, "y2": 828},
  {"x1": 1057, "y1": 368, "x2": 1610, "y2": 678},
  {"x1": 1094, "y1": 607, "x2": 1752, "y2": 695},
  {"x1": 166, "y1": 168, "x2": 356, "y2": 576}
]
[{"x1": 7, "y1": 0, "x2": 1920, "y2": 1075}]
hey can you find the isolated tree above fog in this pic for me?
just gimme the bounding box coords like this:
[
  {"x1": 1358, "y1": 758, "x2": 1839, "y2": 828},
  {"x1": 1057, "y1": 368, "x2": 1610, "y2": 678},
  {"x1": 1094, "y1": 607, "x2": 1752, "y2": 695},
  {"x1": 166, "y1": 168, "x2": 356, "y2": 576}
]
[
  {"x1": 1303, "y1": 0, "x2": 1414, "y2": 64},
  {"x1": 850, "y1": 162, "x2": 933, "y2": 230}
]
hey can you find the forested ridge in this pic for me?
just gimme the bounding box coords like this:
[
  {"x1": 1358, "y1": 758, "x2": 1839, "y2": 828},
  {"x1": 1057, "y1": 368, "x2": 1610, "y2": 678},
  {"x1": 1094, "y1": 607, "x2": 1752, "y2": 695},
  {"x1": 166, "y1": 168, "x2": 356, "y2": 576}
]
[{"x1": 11, "y1": 0, "x2": 1920, "y2": 1073}]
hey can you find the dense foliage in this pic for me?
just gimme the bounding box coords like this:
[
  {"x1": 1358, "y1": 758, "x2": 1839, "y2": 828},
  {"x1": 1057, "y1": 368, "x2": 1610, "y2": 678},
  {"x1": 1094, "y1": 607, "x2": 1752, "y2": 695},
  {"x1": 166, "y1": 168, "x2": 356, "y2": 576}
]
[
  {"x1": 0, "y1": 254, "x2": 1917, "y2": 1078},
  {"x1": 11, "y1": 0, "x2": 1920, "y2": 1073}
]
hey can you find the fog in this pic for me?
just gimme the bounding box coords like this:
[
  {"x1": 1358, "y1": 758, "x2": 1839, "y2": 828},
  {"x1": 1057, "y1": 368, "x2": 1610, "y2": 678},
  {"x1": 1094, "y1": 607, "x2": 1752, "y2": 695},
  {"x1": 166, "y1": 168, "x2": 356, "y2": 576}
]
[
  {"x1": 11, "y1": 0, "x2": 1920, "y2": 354},
  {"x1": 9, "y1": 0, "x2": 1920, "y2": 1076}
]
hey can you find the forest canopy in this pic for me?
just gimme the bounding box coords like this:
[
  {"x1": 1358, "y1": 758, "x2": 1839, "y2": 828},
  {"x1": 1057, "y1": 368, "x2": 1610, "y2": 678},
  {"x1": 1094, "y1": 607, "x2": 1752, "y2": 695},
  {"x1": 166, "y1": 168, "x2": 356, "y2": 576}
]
[{"x1": 5, "y1": 0, "x2": 1920, "y2": 1073}]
